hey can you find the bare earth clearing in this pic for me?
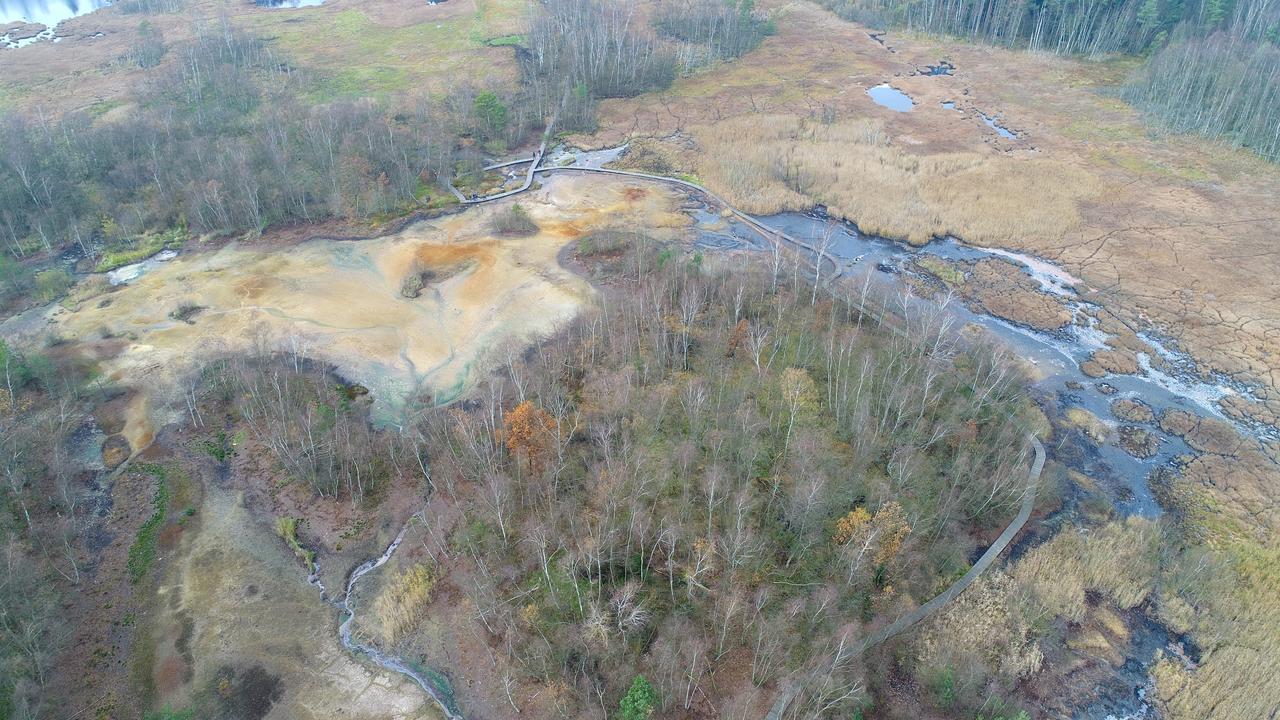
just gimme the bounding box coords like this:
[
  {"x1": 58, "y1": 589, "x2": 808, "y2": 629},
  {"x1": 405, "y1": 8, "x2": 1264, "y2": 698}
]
[{"x1": 3, "y1": 175, "x2": 687, "y2": 456}]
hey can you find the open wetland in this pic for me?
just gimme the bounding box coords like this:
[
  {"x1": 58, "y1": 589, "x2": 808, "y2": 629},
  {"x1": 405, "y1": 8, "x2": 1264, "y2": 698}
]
[{"x1": 5, "y1": 0, "x2": 1280, "y2": 717}]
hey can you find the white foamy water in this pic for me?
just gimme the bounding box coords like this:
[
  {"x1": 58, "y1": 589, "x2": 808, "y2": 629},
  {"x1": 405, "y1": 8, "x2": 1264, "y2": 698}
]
[
  {"x1": 1, "y1": 0, "x2": 109, "y2": 32},
  {"x1": 106, "y1": 249, "x2": 177, "y2": 285},
  {"x1": 1135, "y1": 352, "x2": 1236, "y2": 419},
  {"x1": 974, "y1": 245, "x2": 1083, "y2": 295}
]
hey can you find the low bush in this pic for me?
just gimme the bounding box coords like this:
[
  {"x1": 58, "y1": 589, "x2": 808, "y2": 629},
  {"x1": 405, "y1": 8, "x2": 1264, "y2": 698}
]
[
  {"x1": 490, "y1": 203, "x2": 538, "y2": 236},
  {"x1": 275, "y1": 517, "x2": 315, "y2": 571},
  {"x1": 373, "y1": 563, "x2": 438, "y2": 645}
]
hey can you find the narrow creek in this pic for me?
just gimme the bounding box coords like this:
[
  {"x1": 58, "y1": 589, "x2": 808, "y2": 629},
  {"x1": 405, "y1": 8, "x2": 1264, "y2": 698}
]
[{"x1": 305, "y1": 512, "x2": 464, "y2": 720}]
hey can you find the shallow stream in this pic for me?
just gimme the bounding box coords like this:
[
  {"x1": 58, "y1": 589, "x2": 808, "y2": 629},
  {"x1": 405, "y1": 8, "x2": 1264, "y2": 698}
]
[
  {"x1": 696, "y1": 208, "x2": 1266, "y2": 517},
  {"x1": 690, "y1": 205, "x2": 1269, "y2": 719},
  {"x1": 307, "y1": 513, "x2": 464, "y2": 720}
]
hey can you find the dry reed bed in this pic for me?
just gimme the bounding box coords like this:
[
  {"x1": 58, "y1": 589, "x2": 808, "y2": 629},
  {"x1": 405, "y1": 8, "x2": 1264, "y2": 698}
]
[{"x1": 688, "y1": 114, "x2": 1096, "y2": 246}]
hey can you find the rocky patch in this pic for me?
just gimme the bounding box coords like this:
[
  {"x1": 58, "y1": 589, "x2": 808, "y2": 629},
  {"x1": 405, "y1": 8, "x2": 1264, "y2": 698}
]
[
  {"x1": 910, "y1": 255, "x2": 1073, "y2": 332},
  {"x1": 1081, "y1": 348, "x2": 1139, "y2": 378},
  {"x1": 1111, "y1": 398, "x2": 1155, "y2": 424},
  {"x1": 1118, "y1": 426, "x2": 1159, "y2": 458}
]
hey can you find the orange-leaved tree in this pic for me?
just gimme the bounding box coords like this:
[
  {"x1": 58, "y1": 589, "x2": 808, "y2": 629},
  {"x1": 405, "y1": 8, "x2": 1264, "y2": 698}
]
[{"x1": 503, "y1": 400, "x2": 555, "y2": 474}]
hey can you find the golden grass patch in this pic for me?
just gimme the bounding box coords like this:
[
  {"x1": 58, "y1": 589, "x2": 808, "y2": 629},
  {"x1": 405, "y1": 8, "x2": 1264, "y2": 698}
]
[
  {"x1": 1012, "y1": 517, "x2": 1161, "y2": 623},
  {"x1": 373, "y1": 563, "x2": 439, "y2": 646},
  {"x1": 1153, "y1": 540, "x2": 1280, "y2": 720},
  {"x1": 687, "y1": 114, "x2": 1095, "y2": 246}
]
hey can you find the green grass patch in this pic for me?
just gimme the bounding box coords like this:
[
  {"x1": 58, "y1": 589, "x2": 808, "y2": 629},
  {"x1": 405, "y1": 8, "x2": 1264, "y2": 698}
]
[
  {"x1": 127, "y1": 464, "x2": 171, "y2": 584},
  {"x1": 144, "y1": 708, "x2": 195, "y2": 720},
  {"x1": 310, "y1": 65, "x2": 412, "y2": 102},
  {"x1": 420, "y1": 188, "x2": 461, "y2": 211},
  {"x1": 96, "y1": 226, "x2": 187, "y2": 272},
  {"x1": 276, "y1": 516, "x2": 316, "y2": 571},
  {"x1": 89, "y1": 99, "x2": 127, "y2": 118},
  {"x1": 250, "y1": 7, "x2": 515, "y2": 101},
  {"x1": 198, "y1": 431, "x2": 233, "y2": 462},
  {"x1": 130, "y1": 615, "x2": 158, "y2": 708},
  {"x1": 485, "y1": 33, "x2": 525, "y2": 46},
  {"x1": 915, "y1": 256, "x2": 968, "y2": 286}
]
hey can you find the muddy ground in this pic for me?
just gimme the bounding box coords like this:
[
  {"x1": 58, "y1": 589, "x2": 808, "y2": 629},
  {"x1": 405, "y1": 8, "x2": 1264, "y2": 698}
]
[{"x1": 36, "y1": 174, "x2": 690, "y2": 718}]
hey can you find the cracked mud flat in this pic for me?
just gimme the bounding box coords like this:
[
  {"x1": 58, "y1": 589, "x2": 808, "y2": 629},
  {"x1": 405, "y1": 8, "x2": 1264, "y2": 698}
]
[{"x1": 11, "y1": 174, "x2": 689, "y2": 453}]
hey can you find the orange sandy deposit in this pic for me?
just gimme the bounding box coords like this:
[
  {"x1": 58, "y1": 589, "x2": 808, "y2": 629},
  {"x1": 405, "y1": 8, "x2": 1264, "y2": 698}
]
[{"x1": 44, "y1": 174, "x2": 690, "y2": 452}]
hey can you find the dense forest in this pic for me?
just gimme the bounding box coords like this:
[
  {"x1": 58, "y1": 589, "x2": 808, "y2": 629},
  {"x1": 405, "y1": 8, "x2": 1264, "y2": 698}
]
[
  {"x1": 825, "y1": 0, "x2": 1280, "y2": 159},
  {"x1": 1124, "y1": 15, "x2": 1280, "y2": 159},
  {"x1": 827, "y1": 0, "x2": 1277, "y2": 55},
  {"x1": 404, "y1": 238, "x2": 1036, "y2": 717},
  {"x1": 0, "y1": 0, "x2": 778, "y2": 714}
]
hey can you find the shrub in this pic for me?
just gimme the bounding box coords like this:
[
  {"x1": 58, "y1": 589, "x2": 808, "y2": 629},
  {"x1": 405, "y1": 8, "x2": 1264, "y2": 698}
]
[
  {"x1": 618, "y1": 675, "x2": 658, "y2": 720},
  {"x1": 34, "y1": 268, "x2": 73, "y2": 302},
  {"x1": 472, "y1": 91, "x2": 509, "y2": 140},
  {"x1": 169, "y1": 303, "x2": 204, "y2": 324},
  {"x1": 373, "y1": 563, "x2": 438, "y2": 645},
  {"x1": 275, "y1": 517, "x2": 315, "y2": 571},
  {"x1": 96, "y1": 226, "x2": 186, "y2": 272},
  {"x1": 491, "y1": 204, "x2": 538, "y2": 236}
]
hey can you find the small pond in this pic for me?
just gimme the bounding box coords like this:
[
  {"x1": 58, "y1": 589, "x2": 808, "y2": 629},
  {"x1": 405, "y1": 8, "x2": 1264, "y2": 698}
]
[
  {"x1": 920, "y1": 60, "x2": 954, "y2": 76},
  {"x1": 866, "y1": 83, "x2": 914, "y2": 112},
  {"x1": 1, "y1": 0, "x2": 107, "y2": 30},
  {"x1": 981, "y1": 112, "x2": 1017, "y2": 139}
]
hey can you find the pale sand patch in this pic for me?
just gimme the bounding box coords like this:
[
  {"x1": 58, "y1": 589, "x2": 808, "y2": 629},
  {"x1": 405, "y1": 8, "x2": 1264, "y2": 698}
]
[{"x1": 152, "y1": 477, "x2": 441, "y2": 719}]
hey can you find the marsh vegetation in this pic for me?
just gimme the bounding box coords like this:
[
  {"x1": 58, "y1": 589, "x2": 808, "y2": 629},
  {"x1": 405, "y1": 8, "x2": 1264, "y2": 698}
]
[{"x1": 823, "y1": 0, "x2": 1280, "y2": 158}]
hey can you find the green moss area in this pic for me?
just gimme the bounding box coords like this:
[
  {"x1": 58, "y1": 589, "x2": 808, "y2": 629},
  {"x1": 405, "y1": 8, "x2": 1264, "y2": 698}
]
[
  {"x1": 127, "y1": 464, "x2": 172, "y2": 585},
  {"x1": 243, "y1": 0, "x2": 524, "y2": 102},
  {"x1": 96, "y1": 227, "x2": 187, "y2": 273},
  {"x1": 915, "y1": 255, "x2": 968, "y2": 287}
]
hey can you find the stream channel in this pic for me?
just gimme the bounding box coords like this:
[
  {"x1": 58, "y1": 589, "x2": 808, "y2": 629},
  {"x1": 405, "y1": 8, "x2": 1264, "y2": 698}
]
[{"x1": 304, "y1": 151, "x2": 1271, "y2": 720}]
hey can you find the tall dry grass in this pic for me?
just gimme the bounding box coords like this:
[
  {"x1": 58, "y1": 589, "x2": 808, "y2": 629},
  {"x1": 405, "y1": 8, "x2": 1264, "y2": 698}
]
[
  {"x1": 689, "y1": 114, "x2": 1098, "y2": 246},
  {"x1": 1151, "y1": 539, "x2": 1280, "y2": 720},
  {"x1": 1011, "y1": 517, "x2": 1162, "y2": 622},
  {"x1": 916, "y1": 571, "x2": 1044, "y2": 682},
  {"x1": 373, "y1": 563, "x2": 438, "y2": 646}
]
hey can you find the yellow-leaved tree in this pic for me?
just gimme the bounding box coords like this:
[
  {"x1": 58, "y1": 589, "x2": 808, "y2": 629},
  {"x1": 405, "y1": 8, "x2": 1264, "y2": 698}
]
[{"x1": 833, "y1": 501, "x2": 911, "y2": 586}]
